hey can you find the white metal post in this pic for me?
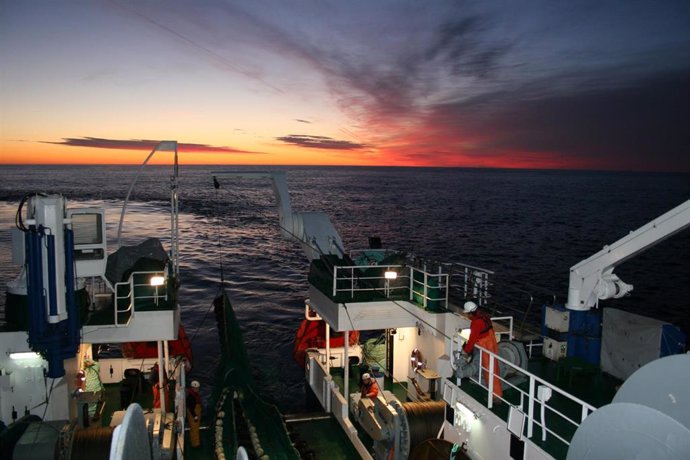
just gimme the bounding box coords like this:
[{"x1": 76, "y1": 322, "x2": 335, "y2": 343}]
[
  {"x1": 344, "y1": 328, "x2": 350, "y2": 414},
  {"x1": 527, "y1": 376, "x2": 535, "y2": 438},
  {"x1": 163, "y1": 340, "x2": 170, "y2": 380},
  {"x1": 409, "y1": 268, "x2": 414, "y2": 301},
  {"x1": 326, "y1": 323, "x2": 331, "y2": 373},
  {"x1": 488, "y1": 352, "x2": 494, "y2": 409},
  {"x1": 424, "y1": 265, "x2": 429, "y2": 310},
  {"x1": 333, "y1": 266, "x2": 338, "y2": 297},
  {"x1": 157, "y1": 340, "x2": 166, "y2": 415}
]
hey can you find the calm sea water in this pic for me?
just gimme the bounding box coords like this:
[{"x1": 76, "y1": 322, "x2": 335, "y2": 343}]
[{"x1": 1, "y1": 165, "x2": 689, "y2": 413}]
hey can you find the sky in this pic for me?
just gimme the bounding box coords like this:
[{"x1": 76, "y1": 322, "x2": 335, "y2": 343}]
[{"x1": 1, "y1": 1, "x2": 689, "y2": 171}]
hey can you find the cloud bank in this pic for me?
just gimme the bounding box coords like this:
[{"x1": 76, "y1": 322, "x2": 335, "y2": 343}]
[
  {"x1": 43, "y1": 137, "x2": 259, "y2": 154},
  {"x1": 276, "y1": 135, "x2": 366, "y2": 150}
]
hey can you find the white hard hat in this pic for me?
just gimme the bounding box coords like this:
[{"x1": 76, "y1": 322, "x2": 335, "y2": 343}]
[
  {"x1": 463, "y1": 301, "x2": 478, "y2": 313},
  {"x1": 362, "y1": 373, "x2": 371, "y2": 380},
  {"x1": 191, "y1": 380, "x2": 200, "y2": 389}
]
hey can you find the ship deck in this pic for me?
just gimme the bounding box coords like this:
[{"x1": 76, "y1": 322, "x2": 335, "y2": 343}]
[
  {"x1": 325, "y1": 352, "x2": 620, "y2": 460},
  {"x1": 181, "y1": 413, "x2": 363, "y2": 460},
  {"x1": 469, "y1": 356, "x2": 619, "y2": 459},
  {"x1": 287, "y1": 415, "x2": 363, "y2": 459},
  {"x1": 98, "y1": 380, "x2": 154, "y2": 428}
]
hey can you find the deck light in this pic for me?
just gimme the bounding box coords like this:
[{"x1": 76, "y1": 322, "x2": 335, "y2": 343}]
[
  {"x1": 150, "y1": 275, "x2": 165, "y2": 286},
  {"x1": 384, "y1": 270, "x2": 397, "y2": 280},
  {"x1": 384, "y1": 270, "x2": 398, "y2": 296},
  {"x1": 455, "y1": 401, "x2": 479, "y2": 432},
  {"x1": 9, "y1": 352, "x2": 41, "y2": 360},
  {"x1": 150, "y1": 275, "x2": 165, "y2": 306}
]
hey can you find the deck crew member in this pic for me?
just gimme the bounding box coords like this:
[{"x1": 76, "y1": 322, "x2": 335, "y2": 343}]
[
  {"x1": 462, "y1": 301, "x2": 503, "y2": 400},
  {"x1": 186, "y1": 380, "x2": 203, "y2": 447},
  {"x1": 149, "y1": 362, "x2": 162, "y2": 409},
  {"x1": 84, "y1": 358, "x2": 104, "y2": 419},
  {"x1": 360, "y1": 373, "x2": 380, "y2": 399}
]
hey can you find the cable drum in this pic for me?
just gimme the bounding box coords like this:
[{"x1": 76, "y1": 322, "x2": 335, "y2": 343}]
[
  {"x1": 68, "y1": 426, "x2": 114, "y2": 460},
  {"x1": 401, "y1": 401, "x2": 446, "y2": 454},
  {"x1": 497, "y1": 341, "x2": 528, "y2": 378}
]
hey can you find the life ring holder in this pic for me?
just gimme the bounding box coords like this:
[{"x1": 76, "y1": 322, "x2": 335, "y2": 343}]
[{"x1": 410, "y1": 348, "x2": 424, "y2": 371}]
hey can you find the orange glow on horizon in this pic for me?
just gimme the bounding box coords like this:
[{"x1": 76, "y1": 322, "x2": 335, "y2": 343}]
[
  {"x1": 0, "y1": 139, "x2": 657, "y2": 171},
  {"x1": 0, "y1": 142, "x2": 387, "y2": 167}
]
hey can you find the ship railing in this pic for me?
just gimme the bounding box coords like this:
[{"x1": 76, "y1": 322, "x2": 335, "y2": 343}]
[
  {"x1": 331, "y1": 264, "x2": 450, "y2": 310},
  {"x1": 482, "y1": 283, "x2": 537, "y2": 338},
  {"x1": 494, "y1": 281, "x2": 560, "y2": 336},
  {"x1": 489, "y1": 316, "x2": 514, "y2": 341},
  {"x1": 305, "y1": 353, "x2": 374, "y2": 459},
  {"x1": 114, "y1": 269, "x2": 168, "y2": 326},
  {"x1": 331, "y1": 264, "x2": 411, "y2": 300},
  {"x1": 408, "y1": 266, "x2": 450, "y2": 310},
  {"x1": 443, "y1": 262, "x2": 494, "y2": 307},
  {"x1": 172, "y1": 355, "x2": 188, "y2": 459},
  {"x1": 471, "y1": 344, "x2": 596, "y2": 451}
]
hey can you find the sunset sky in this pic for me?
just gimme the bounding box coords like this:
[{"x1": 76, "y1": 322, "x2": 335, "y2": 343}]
[{"x1": 1, "y1": 1, "x2": 689, "y2": 170}]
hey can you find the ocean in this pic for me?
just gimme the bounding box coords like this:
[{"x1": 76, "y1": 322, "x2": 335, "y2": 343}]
[{"x1": 1, "y1": 165, "x2": 689, "y2": 413}]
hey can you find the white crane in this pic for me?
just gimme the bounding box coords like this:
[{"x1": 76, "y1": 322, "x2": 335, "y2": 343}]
[
  {"x1": 212, "y1": 171, "x2": 345, "y2": 260},
  {"x1": 566, "y1": 198, "x2": 690, "y2": 311}
]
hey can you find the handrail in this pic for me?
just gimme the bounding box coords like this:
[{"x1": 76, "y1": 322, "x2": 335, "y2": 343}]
[
  {"x1": 330, "y1": 263, "x2": 450, "y2": 309},
  {"x1": 114, "y1": 269, "x2": 168, "y2": 327},
  {"x1": 444, "y1": 262, "x2": 493, "y2": 307},
  {"x1": 489, "y1": 316, "x2": 514, "y2": 341},
  {"x1": 331, "y1": 264, "x2": 408, "y2": 296},
  {"x1": 469, "y1": 344, "x2": 596, "y2": 451},
  {"x1": 114, "y1": 278, "x2": 134, "y2": 326},
  {"x1": 409, "y1": 267, "x2": 449, "y2": 309}
]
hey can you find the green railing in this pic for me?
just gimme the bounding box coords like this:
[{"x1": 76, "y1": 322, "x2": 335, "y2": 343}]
[{"x1": 114, "y1": 269, "x2": 168, "y2": 326}]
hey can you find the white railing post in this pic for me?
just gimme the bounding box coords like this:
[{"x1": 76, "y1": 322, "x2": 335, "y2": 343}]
[
  {"x1": 409, "y1": 268, "x2": 415, "y2": 301},
  {"x1": 527, "y1": 375, "x2": 535, "y2": 438},
  {"x1": 463, "y1": 267, "x2": 468, "y2": 297},
  {"x1": 326, "y1": 323, "x2": 331, "y2": 372},
  {"x1": 424, "y1": 267, "x2": 429, "y2": 310},
  {"x1": 488, "y1": 350, "x2": 495, "y2": 409},
  {"x1": 333, "y1": 266, "x2": 338, "y2": 297},
  {"x1": 344, "y1": 328, "x2": 350, "y2": 415},
  {"x1": 581, "y1": 405, "x2": 589, "y2": 422},
  {"x1": 157, "y1": 340, "x2": 166, "y2": 416}
]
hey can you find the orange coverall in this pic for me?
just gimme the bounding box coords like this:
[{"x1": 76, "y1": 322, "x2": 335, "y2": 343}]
[{"x1": 463, "y1": 312, "x2": 503, "y2": 398}]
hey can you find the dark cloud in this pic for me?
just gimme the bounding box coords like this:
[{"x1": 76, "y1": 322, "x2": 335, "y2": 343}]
[
  {"x1": 42, "y1": 137, "x2": 258, "y2": 154},
  {"x1": 309, "y1": 13, "x2": 510, "y2": 120},
  {"x1": 106, "y1": 2, "x2": 284, "y2": 94},
  {"x1": 295, "y1": 119, "x2": 311, "y2": 124},
  {"x1": 425, "y1": 17, "x2": 510, "y2": 78},
  {"x1": 427, "y1": 69, "x2": 690, "y2": 171},
  {"x1": 276, "y1": 134, "x2": 366, "y2": 150}
]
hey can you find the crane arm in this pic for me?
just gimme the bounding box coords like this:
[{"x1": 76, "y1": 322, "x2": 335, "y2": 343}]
[
  {"x1": 212, "y1": 171, "x2": 345, "y2": 260},
  {"x1": 566, "y1": 199, "x2": 690, "y2": 311}
]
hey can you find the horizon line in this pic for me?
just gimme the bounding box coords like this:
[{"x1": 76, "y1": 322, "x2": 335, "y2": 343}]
[{"x1": 1, "y1": 163, "x2": 689, "y2": 174}]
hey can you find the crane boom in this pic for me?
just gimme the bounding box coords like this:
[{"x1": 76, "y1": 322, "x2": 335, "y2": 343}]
[
  {"x1": 212, "y1": 171, "x2": 345, "y2": 260},
  {"x1": 566, "y1": 198, "x2": 690, "y2": 310}
]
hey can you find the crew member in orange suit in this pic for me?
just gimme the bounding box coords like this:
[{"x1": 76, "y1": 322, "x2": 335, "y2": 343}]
[
  {"x1": 186, "y1": 380, "x2": 203, "y2": 447},
  {"x1": 360, "y1": 373, "x2": 380, "y2": 399},
  {"x1": 462, "y1": 301, "x2": 503, "y2": 400}
]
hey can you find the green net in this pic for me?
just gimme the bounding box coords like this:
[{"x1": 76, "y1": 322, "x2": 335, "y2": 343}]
[{"x1": 213, "y1": 289, "x2": 300, "y2": 460}]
